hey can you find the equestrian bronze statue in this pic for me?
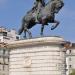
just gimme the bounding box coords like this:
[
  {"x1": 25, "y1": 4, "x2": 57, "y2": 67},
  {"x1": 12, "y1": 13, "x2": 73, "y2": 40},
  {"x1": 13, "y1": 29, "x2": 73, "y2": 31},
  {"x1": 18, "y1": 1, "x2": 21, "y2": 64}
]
[{"x1": 18, "y1": 0, "x2": 64, "y2": 38}]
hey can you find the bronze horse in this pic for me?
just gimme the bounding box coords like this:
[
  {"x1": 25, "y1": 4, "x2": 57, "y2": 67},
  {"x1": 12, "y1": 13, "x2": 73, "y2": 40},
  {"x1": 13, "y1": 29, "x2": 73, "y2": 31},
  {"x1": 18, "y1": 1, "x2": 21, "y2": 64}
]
[{"x1": 18, "y1": 0, "x2": 64, "y2": 38}]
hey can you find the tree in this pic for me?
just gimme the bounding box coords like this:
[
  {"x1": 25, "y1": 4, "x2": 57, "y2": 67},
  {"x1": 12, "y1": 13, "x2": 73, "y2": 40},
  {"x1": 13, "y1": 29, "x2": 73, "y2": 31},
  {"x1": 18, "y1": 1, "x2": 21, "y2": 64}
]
[{"x1": 70, "y1": 69, "x2": 75, "y2": 75}]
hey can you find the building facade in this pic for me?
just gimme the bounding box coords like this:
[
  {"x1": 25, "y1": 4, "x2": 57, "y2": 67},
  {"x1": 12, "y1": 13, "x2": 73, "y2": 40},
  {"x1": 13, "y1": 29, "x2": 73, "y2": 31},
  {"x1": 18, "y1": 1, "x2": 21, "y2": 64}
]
[
  {"x1": 66, "y1": 43, "x2": 75, "y2": 75},
  {"x1": 0, "y1": 27, "x2": 20, "y2": 75},
  {"x1": 0, "y1": 27, "x2": 20, "y2": 43},
  {"x1": 0, "y1": 43, "x2": 9, "y2": 75}
]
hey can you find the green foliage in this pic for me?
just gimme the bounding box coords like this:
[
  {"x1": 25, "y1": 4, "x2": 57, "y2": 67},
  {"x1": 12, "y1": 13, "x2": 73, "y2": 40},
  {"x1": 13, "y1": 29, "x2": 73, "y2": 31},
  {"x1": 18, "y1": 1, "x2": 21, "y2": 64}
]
[{"x1": 69, "y1": 70, "x2": 75, "y2": 75}]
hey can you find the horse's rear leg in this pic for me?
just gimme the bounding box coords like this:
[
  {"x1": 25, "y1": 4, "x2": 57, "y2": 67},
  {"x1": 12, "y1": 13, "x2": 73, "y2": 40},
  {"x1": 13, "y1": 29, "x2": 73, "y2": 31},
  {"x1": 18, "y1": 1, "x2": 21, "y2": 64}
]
[
  {"x1": 51, "y1": 20, "x2": 60, "y2": 30},
  {"x1": 24, "y1": 27, "x2": 32, "y2": 39},
  {"x1": 27, "y1": 29, "x2": 32, "y2": 39},
  {"x1": 23, "y1": 30, "x2": 26, "y2": 39},
  {"x1": 40, "y1": 19, "x2": 46, "y2": 36},
  {"x1": 40, "y1": 25, "x2": 44, "y2": 36}
]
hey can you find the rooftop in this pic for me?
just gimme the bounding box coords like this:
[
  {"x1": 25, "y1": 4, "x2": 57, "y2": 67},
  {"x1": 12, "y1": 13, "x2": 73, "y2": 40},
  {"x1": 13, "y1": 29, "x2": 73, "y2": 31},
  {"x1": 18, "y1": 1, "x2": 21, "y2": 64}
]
[{"x1": 0, "y1": 27, "x2": 7, "y2": 33}]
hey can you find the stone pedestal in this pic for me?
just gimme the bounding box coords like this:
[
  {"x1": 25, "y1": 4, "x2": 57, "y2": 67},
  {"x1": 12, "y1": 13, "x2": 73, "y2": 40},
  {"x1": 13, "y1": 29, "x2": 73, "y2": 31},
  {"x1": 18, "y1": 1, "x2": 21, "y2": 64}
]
[{"x1": 7, "y1": 37, "x2": 67, "y2": 75}]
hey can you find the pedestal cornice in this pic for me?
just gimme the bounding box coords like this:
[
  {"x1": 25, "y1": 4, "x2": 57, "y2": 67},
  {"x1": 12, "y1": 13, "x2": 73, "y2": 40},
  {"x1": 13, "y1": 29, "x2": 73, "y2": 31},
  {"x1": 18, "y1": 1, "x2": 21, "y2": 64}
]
[{"x1": 6, "y1": 36, "x2": 67, "y2": 49}]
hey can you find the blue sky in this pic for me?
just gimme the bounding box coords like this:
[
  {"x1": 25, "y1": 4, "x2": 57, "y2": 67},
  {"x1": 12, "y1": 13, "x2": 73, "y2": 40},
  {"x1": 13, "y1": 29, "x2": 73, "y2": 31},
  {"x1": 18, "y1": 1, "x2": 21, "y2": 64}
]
[{"x1": 0, "y1": 0, "x2": 75, "y2": 42}]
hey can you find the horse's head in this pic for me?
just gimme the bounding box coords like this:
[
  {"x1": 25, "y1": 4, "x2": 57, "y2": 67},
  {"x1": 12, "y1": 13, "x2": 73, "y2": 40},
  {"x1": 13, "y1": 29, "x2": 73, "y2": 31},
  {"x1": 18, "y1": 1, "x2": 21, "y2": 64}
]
[{"x1": 54, "y1": 0, "x2": 64, "y2": 13}]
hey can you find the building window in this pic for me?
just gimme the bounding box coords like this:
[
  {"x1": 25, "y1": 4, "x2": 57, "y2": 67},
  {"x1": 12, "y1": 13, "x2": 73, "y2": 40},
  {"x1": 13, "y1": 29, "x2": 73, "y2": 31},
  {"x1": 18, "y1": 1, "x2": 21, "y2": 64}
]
[
  {"x1": 3, "y1": 32, "x2": 7, "y2": 36},
  {"x1": 65, "y1": 64, "x2": 67, "y2": 68},
  {"x1": 3, "y1": 49, "x2": 5, "y2": 54},
  {"x1": 69, "y1": 65, "x2": 72, "y2": 68}
]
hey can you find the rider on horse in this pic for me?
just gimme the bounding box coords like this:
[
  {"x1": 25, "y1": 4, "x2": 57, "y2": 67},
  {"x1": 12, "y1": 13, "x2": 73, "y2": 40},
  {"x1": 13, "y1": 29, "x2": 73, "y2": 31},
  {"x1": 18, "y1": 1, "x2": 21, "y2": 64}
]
[
  {"x1": 32, "y1": 0, "x2": 46, "y2": 22},
  {"x1": 18, "y1": 0, "x2": 64, "y2": 38}
]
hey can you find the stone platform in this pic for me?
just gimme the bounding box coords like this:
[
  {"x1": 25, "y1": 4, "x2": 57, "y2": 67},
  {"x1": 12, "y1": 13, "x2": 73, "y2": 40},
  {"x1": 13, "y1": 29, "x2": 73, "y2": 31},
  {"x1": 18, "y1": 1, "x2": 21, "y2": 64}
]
[{"x1": 7, "y1": 36, "x2": 68, "y2": 75}]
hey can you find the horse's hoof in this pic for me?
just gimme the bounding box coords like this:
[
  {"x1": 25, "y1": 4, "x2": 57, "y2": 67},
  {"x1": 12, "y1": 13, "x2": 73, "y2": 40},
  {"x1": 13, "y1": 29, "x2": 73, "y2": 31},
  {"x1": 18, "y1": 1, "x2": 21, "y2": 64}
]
[
  {"x1": 40, "y1": 33, "x2": 43, "y2": 37},
  {"x1": 29, "y1": 35, "x2": 32, "y2": 39},
  {"x1": 51, "y1": 26, "x2": 55, "y2": 30},
  {"x1": 23, "y1": 36, "x2": 27, "y2": 39},
  {"x1": 51, "y1": 25, "x2": 58, "y2": 30}
]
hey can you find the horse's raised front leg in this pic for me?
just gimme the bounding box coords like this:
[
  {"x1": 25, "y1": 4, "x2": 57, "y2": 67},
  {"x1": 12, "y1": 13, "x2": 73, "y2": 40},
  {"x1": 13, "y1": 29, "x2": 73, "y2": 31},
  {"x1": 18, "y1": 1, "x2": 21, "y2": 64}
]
[
  {"x1": 51, "y1": 20, "x2": 60, "y2": 30},
  {"x1": 40, "y1": 24, "x2": 44, "y2": 36}
]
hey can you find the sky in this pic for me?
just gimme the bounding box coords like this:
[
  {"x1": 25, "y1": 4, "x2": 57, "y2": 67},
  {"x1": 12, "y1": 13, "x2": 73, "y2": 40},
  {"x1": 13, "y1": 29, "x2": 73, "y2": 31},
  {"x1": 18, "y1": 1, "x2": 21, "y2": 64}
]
[{"x1": 0, "y1": 0, "x2": 75, "y2": 42}]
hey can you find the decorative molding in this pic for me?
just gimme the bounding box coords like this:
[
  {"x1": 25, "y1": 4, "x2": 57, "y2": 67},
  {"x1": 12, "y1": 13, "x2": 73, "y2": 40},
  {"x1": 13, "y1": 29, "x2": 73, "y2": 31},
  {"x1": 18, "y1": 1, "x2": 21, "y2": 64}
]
[{"x1": 7, "y1": 37, "x2": 66, "y2": 49}]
